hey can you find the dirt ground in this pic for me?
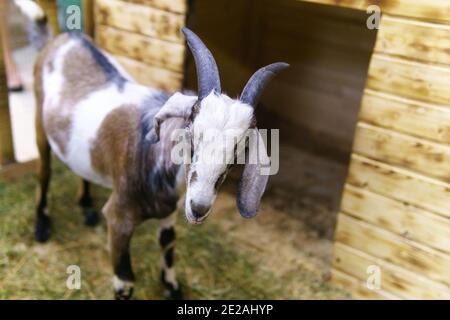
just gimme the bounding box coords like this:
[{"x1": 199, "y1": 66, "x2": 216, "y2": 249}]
[{"x1": 0, "y1": 144, "x2": 350, "y2": 299}]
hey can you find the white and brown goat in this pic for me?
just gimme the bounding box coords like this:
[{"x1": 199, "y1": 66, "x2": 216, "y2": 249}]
[{"x1": 33, "y1": 27, "x2": 288, "y2": 299}]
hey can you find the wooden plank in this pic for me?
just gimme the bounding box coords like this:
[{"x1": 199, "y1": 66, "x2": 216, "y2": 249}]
[
  {"x1": 342, "y1": 184, "x2": 450, "y2": 253},
  {"x1": 114, "y1": 55, "x2": 183, "y2": 91},
  {"x1": 331, "y1": 269, "x2": 399, "y2": 300},
  {"x1": 96, "y1": 0, "x2": 185, "y2": 43},
  {"x1": 0, "y1": 160, "x2": 37, "y2": 181},
  {"x1": 367, "y1": 54, "x2": 450, "y2": 106},
  {"x1": 359, "y1": 89, "x2": 450, "y2": 144},
  {"x1": 262, "y1": 78, "x2": 362, "y2": 152},
  {"x1": 96, "y1": 25, "x2": 185, "y2": 72},
  {"x1": 264, "y1": 3, "x2": 377, "y2": 54},
  {"x1": 298, "y1": 0, "x2": 450, "y2": 23},
  {"x1": 36, "y1": 0, "x2": 61, "y2": 34},
  {"x1": 353, "y1": 123, "x2": 450, "y2": 182},
  {"x1": 333, "y1": 243, "x2": 450, "y2": 299},
  {"x1": 375, "y1": 16, "x2": 450, "y2": 66},
  {"x1": 335, "y1": 213, "x2": 450, "y2": 286},
  {"x1": 82, "y1": 0, "x2": 95, "y2": 37},
  {"x1": 0, "y1": 9, "x2": 15, "y2": 165},
  {"x1": 123, "y1": 0, "x2": 187, "y2": 14},
  {"x1": 0, "y1": 99, "x2": 14, "y2": 162},
  {"x1": 347, "y1": 154, "x2": 450, "y2": 218}
]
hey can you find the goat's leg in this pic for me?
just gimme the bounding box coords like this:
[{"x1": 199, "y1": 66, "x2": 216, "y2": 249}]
[
  {"x1": 158, "y1": 211, "x2": 182, "y2": 299},
  {"x1": 77, "y1": 179, "x2": 99, "y2": 226},
  {"x1": 35, "y1": 118, "x2": 52, "y2": 242},
  {"x1": 103, "y1": 196, "x2": 136, "y2": 300}
]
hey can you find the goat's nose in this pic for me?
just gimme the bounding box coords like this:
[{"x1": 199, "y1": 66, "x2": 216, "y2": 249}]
[{"x1": 190, "y1": 201, "x2": 210, "y2": 219}]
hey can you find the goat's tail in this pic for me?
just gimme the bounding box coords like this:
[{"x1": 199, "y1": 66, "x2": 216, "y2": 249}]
[{"x1": 13, "y1": 0, "x2": 50, "y2": 50}]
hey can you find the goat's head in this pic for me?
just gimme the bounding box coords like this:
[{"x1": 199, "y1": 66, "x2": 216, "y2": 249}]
[{"x1": 148, "y1": 28, "x2": 288, "y2": 224}]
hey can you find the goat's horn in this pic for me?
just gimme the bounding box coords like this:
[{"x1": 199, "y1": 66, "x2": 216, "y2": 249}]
[
  {"x1": 240, "y1": 62, "x2": 289, "y2": 107},
  {"x1": 182, "y1": 28, "x2": 221, "y2": 100}
]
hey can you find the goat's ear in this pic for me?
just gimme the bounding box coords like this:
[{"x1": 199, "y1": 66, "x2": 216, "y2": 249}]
[
  {"x1": 236, "y1": 129, "x2": 270, "y2": 218},
  {"x1": 145, "y1": 92, "x2": 197, "y2": 143}
]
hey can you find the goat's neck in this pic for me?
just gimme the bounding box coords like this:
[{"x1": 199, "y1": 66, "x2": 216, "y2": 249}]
[{"x1": 130, "y1": 113, "x2": 187, "y2": 216}]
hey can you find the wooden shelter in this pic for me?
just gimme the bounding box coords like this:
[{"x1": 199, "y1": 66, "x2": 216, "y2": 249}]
[
  {"x1": 0, "y1": 0, "x2": 448, "y2": 299},
  {"x1": 93, "y1": 0, "x2": 450, "y2": 300}
]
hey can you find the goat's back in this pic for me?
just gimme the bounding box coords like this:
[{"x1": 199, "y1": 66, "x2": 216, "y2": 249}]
[{"x1": 34, "y1": 32, "x2": 152, "y2": 187}]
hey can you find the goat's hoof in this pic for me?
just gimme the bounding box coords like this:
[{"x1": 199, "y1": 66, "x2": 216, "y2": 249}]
[
  {"x1": 161, "y1": 270, "x2": 183, "y2": 299},
  {"x1": 114, "y1": 287, "x2": 134, "y2": 300},
  {"x1": 34, "y1": 216, "x2": 51, "y2": 243},
  {"x1": 164, "y1": 287, "x2": 183, "y2": 300},
  {"x1": 83, "y1": 208, "x2": 99, "y2": 227}
]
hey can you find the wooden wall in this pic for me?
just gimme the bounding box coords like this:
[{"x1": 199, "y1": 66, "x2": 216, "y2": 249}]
[
  {"x1": 185, "y1": 0, "x2": 375, "y2": 161},
  {"x1": 0, "y1": 0, "x2": 15, "y2": 166},
  {"x1": 331, "y1": 12, "x2": 450, "y2": 299},
  {"x1": 94, "y1": 0, "x2": 188, "y2": 91}
]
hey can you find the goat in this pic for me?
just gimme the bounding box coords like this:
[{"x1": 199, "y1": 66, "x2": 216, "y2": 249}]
[
  {"x1": 13, "y1": 0, "x2": 45, "y2": 21},
  {"x1": 33, "y1": 23, "x2": 288, "y2": 298},
  {"x1": 13, "y1": 0, "x2": 49, "y2": 50}
]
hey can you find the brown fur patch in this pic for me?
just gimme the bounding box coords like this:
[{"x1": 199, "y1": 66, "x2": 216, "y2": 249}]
[
  {"x1": 60, "y1": 37, "x2": 109, "y2": 105},
  {"x1": 90, "y1": 104, "x2": 141, "y2": 184}
]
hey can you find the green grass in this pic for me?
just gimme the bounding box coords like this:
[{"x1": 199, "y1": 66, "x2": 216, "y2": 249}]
[{"x1": 0, "y1": 160, "x2": 349, "y2": 299}]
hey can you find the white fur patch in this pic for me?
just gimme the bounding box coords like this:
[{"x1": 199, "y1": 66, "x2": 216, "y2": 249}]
[
  {"x1": 159, "y1": 211, "x2": 177, "y2": 230},
  {"x1": 14, "y1": 0, "x2": 45, "y2": 21},
  {"x1": 67, "y1": 82, "x2": 151, "y2": 188},
  {"x1": 43, "y1": 41, "x2": 76, "y2": 160},
  {"x1": 112, "y1": 275, "x2": 134, "y2": 292},
  {"x1": 163, "y1": 267, "x2": 178, "y2": 289},
  {"x1": 186, "y1": 93, "x2": 253, "y2": 219}
]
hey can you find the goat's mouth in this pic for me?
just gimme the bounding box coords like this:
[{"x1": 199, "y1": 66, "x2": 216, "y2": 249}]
[{"x1": 185, "y1": 211, "x2": 210, "y2": 225}]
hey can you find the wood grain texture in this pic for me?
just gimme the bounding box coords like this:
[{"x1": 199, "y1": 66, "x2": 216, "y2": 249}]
[
  {"x1": 299, "y1": 0, "x2": 450, "y2": 22},
  {"x1": 333, "y1": 243, "x2": 450, "y2": 299},
  {"x1": 331, "y1": 269, "x2": 399, "y2": 300},
  {"x1": 230, "y1": 0, "x2": 374, "y2": 159},
  {"x1": 36, "y1": 0, "x2": 60, "y2": 34},
  {"x1": 82, "y1": 0, "x2": 95, "y2": 36},
  {"x1": 96, "y1": 0, "x2": 185, "y2": 43},
  {"x1": 353, "y1": 123, "x2": 450, "y2": 182},
  {"x1": 96, "y1": 25, "x2": 185, "y2": 72},
  {"x1": 342, "y1": 184, "x2": 450, "y2": 253},
  {"x1": 123, "y1": 0, "x2": 187, "y2": 14},
  {"x1": 347, "y1": 154, "x2": 450, "y2": 218},
  {"x1": 375, "y1": 16, "x2": 450, "y2": 66},
  {"x1": 367, "y1": 54, "x2": 450, "y2": 106},
  {"x1": 359, "y1": 89, "x2": 450, "y2": 144},
  {"x1": 335, "y1": 214, "x2": 450, "y2": 286},
  {"x1": 114, "y1": 55, "x2": 183, "y2": 91},
  {"x1": 0, "y1": 160, "x2": 37, "y2": 181},
  {"x1": 0, "y1": 17, "x2": 15, "y2": 165}
]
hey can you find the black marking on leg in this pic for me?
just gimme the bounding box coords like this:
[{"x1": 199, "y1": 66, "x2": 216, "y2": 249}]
[
  {"x1": 164, "y1": 247, "x2": 174, "y2": 268},
  {"x1": 83, "y1": 207, "x2": 99, "y2": 226},
  {"x1": 35, "y1": 210, "x2": 51, "y2": 243},
  {"x1": 114, "y1": 250, "x2": 135, "y2": 282},
  {"x1": 159, "y1": 227, "x2": 175, "y2": 248},
  {"x1": 113, "y1": 251, "x2": 135, "y2": 300},
  {"x1": 160, "y1": 270, "x2": 183, "y2": 300},
  {"x1": 79, "y1": 181, "x2": 99, "y2": 227},
  {"x1": 78, "y1": 192, "x2": 93, "y2": 208}
]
